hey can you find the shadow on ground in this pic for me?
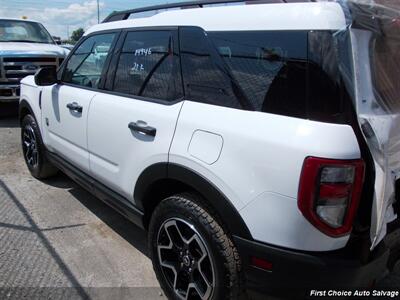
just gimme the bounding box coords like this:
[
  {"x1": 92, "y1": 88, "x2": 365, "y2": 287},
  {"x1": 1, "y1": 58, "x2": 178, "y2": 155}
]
[
  {"x1": 0, "y1": 179, "x2": 89, "y2": 299},
  {"x1": 43, "y1": 173, "x2": 150, "y2": 257},
  {"x1": 0, "y1": 102, "x2": 19, "y2": 119},
  {"x1": 0, "y1": 116, "x2": 19, "y2": 129}
]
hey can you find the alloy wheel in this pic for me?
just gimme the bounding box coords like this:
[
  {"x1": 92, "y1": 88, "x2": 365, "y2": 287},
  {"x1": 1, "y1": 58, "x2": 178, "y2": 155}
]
[
  {"x1": 157, "y1": 218, "x2": 215, "y2": 300},
  {"x1": 22, "y1": 125, "x2": 39, "y2": 168}
]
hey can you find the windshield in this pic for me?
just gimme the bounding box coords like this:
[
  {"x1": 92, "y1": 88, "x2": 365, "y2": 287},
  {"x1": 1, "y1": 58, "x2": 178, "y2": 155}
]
[{"x1": 0, "y1": 20, "x2": 54, "y2": 44}]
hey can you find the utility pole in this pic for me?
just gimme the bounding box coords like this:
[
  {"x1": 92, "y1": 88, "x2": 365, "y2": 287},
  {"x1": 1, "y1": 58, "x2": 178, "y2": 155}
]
[{"x1": 97, "y1": 0, "x2": 100, "y2": 23}]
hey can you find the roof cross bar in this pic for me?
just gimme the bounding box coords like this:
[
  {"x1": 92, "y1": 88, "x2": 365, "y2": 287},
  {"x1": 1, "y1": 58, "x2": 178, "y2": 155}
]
[{"x1": 102, "y1": 0, "x2": 288, "y2": 23}]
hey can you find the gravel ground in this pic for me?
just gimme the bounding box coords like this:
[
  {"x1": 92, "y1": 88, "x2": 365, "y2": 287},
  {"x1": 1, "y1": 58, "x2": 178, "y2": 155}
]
[{"x1": 0, "y1": 109, "x2": 398, "y2": 300}]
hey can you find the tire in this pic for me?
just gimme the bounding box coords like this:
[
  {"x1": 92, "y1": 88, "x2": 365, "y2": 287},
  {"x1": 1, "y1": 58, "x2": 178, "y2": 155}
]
[
  {"x1": 21, "y1": 114, "x2": 58, "y2": 179},
  {"x1": 149, "y1": 193, "x2": 243, "y2": 300}
]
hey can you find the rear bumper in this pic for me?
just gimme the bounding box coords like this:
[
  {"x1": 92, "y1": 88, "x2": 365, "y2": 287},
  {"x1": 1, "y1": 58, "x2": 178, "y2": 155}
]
[
  {"x1": 234, "y1": 236, "x2": 390, "y2": 299},
  {"x1": 0, "y1": 84, "x2": 20, "y2": 102}
]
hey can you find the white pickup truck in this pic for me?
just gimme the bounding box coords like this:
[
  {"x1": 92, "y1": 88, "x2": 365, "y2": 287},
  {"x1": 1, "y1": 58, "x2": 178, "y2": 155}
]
[{"x1": 0, "y1": 18, "x2": 68, "y2": 102}]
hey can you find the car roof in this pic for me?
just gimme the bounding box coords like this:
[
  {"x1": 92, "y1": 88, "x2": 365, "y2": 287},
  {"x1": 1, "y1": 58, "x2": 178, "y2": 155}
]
[{"x1": 85, "y1": 2, "x2": 346, "y2": 36}]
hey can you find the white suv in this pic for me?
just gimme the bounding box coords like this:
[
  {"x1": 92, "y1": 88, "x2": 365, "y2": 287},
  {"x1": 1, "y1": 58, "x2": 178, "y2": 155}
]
[{"x1": 19, "y1": 1, "x2": 400, "y2": 299}]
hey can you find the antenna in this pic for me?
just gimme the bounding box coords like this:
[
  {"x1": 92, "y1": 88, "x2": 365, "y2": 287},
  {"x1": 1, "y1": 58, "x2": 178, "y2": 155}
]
[{"x1": 97, "y1": 0, "x2": 100, "y2": 24}]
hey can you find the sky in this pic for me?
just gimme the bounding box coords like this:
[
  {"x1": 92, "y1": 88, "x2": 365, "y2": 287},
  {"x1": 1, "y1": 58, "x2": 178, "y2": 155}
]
[{"x1": 0, "y1": 0, "x2": 188, "y2": 39}]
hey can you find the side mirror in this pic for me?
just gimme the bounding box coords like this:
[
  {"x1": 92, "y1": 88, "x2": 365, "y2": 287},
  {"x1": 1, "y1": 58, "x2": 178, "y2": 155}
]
[
  {"x1": 34, "y1": 67, "x2": 58, "y2": 86},
  {"x1": 55, "y1": 40, "x2": 62, "y2": 45}
]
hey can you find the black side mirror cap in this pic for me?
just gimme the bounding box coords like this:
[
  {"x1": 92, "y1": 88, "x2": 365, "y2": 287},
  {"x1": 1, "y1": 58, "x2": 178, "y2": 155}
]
[{"x1": 34, "y1": 67, "x2": 58, "y2": 86}]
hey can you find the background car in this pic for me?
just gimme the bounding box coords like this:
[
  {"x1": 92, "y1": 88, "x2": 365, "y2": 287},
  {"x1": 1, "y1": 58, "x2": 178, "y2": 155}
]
[{"x1": 0, "y1": 18, "x2": 69, "y2": 104}]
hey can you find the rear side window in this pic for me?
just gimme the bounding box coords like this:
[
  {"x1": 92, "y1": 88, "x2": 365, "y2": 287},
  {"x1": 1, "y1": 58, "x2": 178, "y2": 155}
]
[
  {"x1": 209, "y1": 30, "x2": 308, "y2": 117},
  {"x1": 63, "y1": 33, "x2": 116, "y2": 89},
  {"x1": 112, "y1": 30, "x2": 182, "y2": 101}
]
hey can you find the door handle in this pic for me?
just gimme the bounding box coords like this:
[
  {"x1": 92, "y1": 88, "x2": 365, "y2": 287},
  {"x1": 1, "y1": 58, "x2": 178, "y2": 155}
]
[
  {"x1": 128, "y1": 121, "x2": 156, "y2": 137},
  {"x1": 66, "y1": 102, "x2": 83, "y2": 113}
]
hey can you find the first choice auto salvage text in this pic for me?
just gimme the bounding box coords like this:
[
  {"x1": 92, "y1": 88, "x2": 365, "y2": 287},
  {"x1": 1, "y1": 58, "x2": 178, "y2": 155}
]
[{"x1": 310, "y1": 290, "x2": 399, "y2": 298}]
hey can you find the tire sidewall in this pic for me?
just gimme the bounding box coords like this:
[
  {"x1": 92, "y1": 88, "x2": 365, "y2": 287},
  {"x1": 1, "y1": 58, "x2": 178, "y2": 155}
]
[
  {"x1": 21, "y1": 114, "x2": 45, "y2": 178},
  {"x1": 149, "y1": 198, "x2": 231, "y2": 300}
]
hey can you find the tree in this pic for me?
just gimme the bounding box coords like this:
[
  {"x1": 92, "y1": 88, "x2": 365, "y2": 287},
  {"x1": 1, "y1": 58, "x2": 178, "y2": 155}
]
[{"x1": 71, "y1": 28, "x2": 84, "y2": 43}]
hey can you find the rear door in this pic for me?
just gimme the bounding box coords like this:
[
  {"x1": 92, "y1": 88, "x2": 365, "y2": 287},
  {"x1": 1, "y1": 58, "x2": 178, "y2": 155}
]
[
  {"x1": 87, "y1": 28, "x2": 183, "y2": 201},
  {"x1": 41, "y1": 32, "x2": 117, "y2": 172}
]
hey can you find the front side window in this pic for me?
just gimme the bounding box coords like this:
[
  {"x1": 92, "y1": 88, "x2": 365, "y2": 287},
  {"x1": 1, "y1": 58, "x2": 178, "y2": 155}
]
[
  {"x1": 112, "y1": 30, "x2": 182, "y2": 101},
  {"x1": 62, "y1": 33, "x2": 116, "y2": 89}
]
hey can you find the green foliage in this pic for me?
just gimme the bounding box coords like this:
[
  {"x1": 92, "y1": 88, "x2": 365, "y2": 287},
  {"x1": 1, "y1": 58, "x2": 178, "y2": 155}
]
[{"x1": 71, "y1": 28, "x2": 84, "y2": 43}]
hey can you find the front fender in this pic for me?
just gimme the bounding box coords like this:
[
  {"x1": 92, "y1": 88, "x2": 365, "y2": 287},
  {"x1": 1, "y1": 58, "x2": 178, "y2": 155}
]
[{"x1": 20, "y1": 76, "x2": 43, "y2": 133}]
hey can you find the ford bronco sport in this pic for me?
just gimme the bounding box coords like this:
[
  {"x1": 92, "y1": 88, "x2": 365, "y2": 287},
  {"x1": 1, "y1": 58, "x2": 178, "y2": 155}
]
[{"x1": 18, "y1": 1, "x2": 400, "y2": 299}]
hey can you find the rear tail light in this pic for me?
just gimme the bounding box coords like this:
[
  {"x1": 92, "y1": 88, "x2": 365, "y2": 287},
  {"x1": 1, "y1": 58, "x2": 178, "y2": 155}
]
[{"x1": 298, "y1": 157, "x2": 365, "y2": 237}]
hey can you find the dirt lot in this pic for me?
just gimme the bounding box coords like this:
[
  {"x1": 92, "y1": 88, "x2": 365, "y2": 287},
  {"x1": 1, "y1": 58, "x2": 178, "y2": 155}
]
[{"x1": 0, "y1": 106, "x2": 398, "y2": 300}]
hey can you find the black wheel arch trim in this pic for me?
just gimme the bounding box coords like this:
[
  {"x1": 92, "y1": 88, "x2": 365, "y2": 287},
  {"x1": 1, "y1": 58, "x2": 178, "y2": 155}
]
[
  {"x1": 134, "y1": 162, "x2": 252, "y2": 239},
  {"x1": 19, "y1": 99, "x2": 35, "y2": 124},
  {"x1": 41, "y1": 151, "x2": 251, "y2": 239}
]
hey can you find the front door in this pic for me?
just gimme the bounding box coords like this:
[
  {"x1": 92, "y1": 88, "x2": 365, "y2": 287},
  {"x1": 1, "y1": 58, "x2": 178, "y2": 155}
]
[{"x1": 41, "y1": 32, "x2": 117, "y2": 172}]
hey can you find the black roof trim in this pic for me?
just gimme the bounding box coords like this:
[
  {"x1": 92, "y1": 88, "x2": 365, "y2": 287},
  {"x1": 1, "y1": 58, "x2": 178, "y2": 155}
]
[{"x1": 102, "y1": 0, "x2": 293, "y2": 23}]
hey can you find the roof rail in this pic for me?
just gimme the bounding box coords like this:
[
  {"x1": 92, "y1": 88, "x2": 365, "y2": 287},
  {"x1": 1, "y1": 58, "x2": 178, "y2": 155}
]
[{"x1": 102, "y1": 0, "x2": 289, "y2": 23}]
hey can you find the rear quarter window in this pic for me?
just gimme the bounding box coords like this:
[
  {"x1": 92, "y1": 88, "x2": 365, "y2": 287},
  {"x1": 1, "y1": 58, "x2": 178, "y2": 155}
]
[
  {"x1": 209, "y1": 31, "x2": 308, "y2": 117},
  {"x1": 307, "y1": 31, "x2": 348, "y2": 123}
]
